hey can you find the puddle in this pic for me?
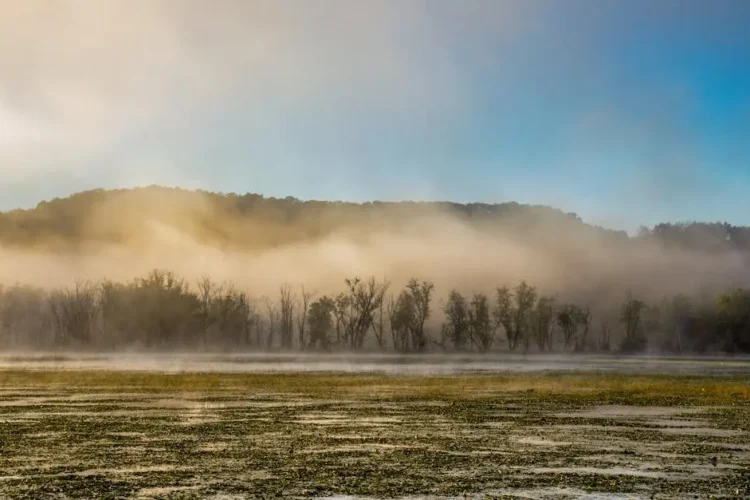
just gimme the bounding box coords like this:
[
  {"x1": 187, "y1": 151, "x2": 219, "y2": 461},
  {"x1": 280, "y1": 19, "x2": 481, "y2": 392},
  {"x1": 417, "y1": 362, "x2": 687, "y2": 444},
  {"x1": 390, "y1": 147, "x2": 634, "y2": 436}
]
[
  {"x1": 521, "y1": 465, "x2": 669, "y2": 479},
  {"x1": 559, "y1": 405, "x2": 703, "y2": 419},
  {"x1": 647, "y1": 418, "x2": 710, "y2": 427},
  {"x1": 485, "y1": 487, "x2": 648, "y2": 500},
  {"x1": 74, "y1": 465, "x2": 188, "y2": 477},
  {"x1": 659, "y1": 427, "x2": 744, "y2": 437},
  {"x1": 197, "y1": 442, "x2": 231, "y2": 452},
  {"x1": 294, "y1": 414, "x2": 353, "y2": 425},
  {"x1": 137, "y1": 485, "x2": 202, "y2": 497},
  {"x1": 304, "y1": 444, "x2": 416, "y2": 454},
  {"x1": 515, "y1": 436, "x2": 572, "y2": 447},
  {"x1": 358, "y1": 416, "x2": 401, "y2": 424}
]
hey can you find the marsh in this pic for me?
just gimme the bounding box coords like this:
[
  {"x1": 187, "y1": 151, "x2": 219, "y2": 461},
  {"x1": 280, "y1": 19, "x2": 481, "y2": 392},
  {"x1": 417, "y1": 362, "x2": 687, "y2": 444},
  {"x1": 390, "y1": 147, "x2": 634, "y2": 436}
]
[{"x1": 0, "y1": 358, "x2": 748, "y2": 498}]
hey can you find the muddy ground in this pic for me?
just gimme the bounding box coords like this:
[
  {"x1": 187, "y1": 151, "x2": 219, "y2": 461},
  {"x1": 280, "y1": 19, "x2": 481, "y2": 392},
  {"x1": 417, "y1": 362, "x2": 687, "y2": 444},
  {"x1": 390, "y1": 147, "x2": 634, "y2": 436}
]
[{"x1": 0, "y1": 360, "x2": 748, "y2": 498}]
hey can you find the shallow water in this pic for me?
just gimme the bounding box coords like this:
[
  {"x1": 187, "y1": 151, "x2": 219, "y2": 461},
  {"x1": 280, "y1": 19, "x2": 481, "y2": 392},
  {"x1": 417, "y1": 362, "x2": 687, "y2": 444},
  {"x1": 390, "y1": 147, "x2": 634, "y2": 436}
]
[
  {"x1": 1, "y1": 351, "x2": 749, "y2": 375},
  {"x1": 0, "y1": 382, "x2": 747, "y2": 498},
  {"x1": 1, "y1": 356, "x2": 748, "y2": 498}
]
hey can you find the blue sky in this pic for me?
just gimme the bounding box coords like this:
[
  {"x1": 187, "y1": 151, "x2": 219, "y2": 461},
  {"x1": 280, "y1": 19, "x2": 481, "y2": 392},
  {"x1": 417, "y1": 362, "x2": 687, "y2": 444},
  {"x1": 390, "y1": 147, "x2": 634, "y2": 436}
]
[{"x1": 1, "y1": 1, "x2": 749, "y2": 231}]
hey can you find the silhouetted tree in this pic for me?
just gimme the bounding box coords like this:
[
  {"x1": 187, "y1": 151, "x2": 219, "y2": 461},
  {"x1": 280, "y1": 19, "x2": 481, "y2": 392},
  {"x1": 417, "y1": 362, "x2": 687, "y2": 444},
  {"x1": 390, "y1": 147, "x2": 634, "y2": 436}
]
[
  {"x1": 334, "y1": 277, "x2": 389, "y2": 349},
  {"x1": 599, "y1": 320, "x2": 611, "y2": 352},
  {"x1": 493, "y1": 286, "x2": 514, "y2": 350},
  {"x1": 279, "y1": 283, "x2": 295, "y2": 349},
  {"x1": 387, "y1": 292, "x2": 413, "y2": 352},
  {"x1": 404, "y1": 279, "x2": 433, "y2": 351},
  {"x1": 469, "y1": 293, "x2": 494, "y2": 351},
  {"x1": 716, "y1": 289, "x2": 750, "y2": 352},
  {"x1": 296, "y1": 286, "x2": 313, "y2": 350},
  {"x1": 387, "y1": 279, "x2": 434, "y2": 352},
  {"x1": 533, "y1": 296, "x2": 556, "y2": 351},
  {"x1": 494, "y1": 281, "x2": 537, "y2": 352},
  {"x1": 263, "y1": 297, "x2": 279, "y2": 349},
  {"x1": 307, "y1": 296, "x2": 335, "y2": 350},
  {"x1": 49, "y1": 281, "x2": 100, "y2": 345},
  {"x1": 620, "y1": 294, "x2": 646, "y2": 352},
  {"x1": 443, "y1": 290, "x2": 470, "y2": 350}
]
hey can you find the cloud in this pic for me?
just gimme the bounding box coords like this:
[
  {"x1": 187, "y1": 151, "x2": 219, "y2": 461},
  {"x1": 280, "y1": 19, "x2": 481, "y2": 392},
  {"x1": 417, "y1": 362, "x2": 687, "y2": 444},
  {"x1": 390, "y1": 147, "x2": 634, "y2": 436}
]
[{"x1": 0, "y1": 1, "x2": 529, "y2": 185}]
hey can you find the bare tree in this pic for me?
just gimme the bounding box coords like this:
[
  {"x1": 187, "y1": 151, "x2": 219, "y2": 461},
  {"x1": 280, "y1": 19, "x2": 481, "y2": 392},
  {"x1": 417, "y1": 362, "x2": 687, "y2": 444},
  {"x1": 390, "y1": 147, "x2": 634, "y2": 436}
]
[
  {"x1": 242, "y1": 294, "x2": 260, "y2": 347},
  {"x1": 494, "y1": 281, "x2": 537, "y2": 352},
  {"x1": 515, "y1": 281, "x2": 537, "y2": 353},
  {"x1": 574, "y1": 306, "x2": 592, "y2": 352},
  {"x1": 371, "y1": 290, "x2": 387, "y2": 350},
  {"x1": 334, "y1": 292, "x2": 352, "y2": 348},
  {"x1": 493, "y1": 286, "x2": 514, "y2": 349},
  {"x1": 196, "y1": 275, "x2": 221, "y2": 343},
  {"x1": 49, "y1": 280, "x2": 100, "y2": 346},
  {"x1": 279, "y1": 283, "x2": 295, "y2": 349},
  {"x1": 405, "y1": 279, "x2": 433, "y2": 351},
  {"x1": 263, "y1": 297, "x2": 279, "y2": 349},
  {"x1": 385, "y1": 280, "x2": 435, "y2": 352},
  {"x1": 532, "y1": 296, "x2": 556, "y2": 351},
  {"x1": 296, "y1": 285, "x2": 314, "y2": 350},
  {"x1": 336, "y1": 277, "x2": 389, "y2": 349},
  {"x1": 667, "y1": 294, "x2": 691, "y2": 353}
]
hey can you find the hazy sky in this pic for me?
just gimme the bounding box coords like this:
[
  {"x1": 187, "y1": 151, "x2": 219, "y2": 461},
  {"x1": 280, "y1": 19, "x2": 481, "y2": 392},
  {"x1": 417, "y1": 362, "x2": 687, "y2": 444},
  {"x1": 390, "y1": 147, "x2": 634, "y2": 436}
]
[{"x1": 1, "y1": 0, "x2": 749, "y2": 230}]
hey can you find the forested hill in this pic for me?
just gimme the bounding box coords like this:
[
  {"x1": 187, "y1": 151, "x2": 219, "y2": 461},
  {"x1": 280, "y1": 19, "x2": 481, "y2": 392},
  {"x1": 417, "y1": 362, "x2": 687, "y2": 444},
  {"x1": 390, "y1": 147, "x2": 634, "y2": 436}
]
[{"x1": 0, "y1": 186, "x2": 748, "y2": 252}]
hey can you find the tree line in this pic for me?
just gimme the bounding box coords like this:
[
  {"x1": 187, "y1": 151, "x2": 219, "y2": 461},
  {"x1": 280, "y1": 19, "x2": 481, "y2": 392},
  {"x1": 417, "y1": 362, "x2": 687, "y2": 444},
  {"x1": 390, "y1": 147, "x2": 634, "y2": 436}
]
[{"x1": 1, "y1": 269, "x2": 748, "y2": 353}]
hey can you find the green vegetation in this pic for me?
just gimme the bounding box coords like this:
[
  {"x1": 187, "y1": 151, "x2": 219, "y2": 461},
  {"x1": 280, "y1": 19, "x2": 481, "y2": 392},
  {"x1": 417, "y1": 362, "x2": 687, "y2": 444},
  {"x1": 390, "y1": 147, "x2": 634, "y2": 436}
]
[{"x1": 0, "y1": 370, "x2": 748, "y2": 498}]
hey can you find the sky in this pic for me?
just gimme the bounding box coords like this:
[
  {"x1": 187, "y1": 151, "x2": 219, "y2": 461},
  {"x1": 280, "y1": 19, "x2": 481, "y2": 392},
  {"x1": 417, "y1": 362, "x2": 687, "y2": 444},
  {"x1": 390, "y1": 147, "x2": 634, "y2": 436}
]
[{"x1": 1, "y1": 0, "x2": 749, "y2": 231}]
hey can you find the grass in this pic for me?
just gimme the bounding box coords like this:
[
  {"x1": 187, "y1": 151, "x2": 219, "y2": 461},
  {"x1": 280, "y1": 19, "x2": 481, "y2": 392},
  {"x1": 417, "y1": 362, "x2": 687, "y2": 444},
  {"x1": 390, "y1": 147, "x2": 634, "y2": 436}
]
[
  {"x1": 0, "y1": 369, "x2": 748, "y2": 498},
  {"x1": 1, "y1": 369, "x2": 749, "y2": 403}
]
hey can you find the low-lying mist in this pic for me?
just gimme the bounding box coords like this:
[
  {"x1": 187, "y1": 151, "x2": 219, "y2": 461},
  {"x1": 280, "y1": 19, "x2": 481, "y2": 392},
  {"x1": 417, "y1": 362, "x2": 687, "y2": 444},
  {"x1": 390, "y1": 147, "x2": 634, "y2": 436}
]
[
  {"x1": 0, "y1": 187, "x2": 747, "y2": 303},
  {"x1": 1, "y1": 187, "x2": 749, "y2": 354}
]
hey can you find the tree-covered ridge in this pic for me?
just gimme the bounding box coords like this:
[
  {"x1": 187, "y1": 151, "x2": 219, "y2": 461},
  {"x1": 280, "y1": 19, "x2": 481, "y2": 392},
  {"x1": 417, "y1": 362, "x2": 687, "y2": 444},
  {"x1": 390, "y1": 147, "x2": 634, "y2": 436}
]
[{"x1": 1, "y1": 186, "x2": 747, "y2": 252}]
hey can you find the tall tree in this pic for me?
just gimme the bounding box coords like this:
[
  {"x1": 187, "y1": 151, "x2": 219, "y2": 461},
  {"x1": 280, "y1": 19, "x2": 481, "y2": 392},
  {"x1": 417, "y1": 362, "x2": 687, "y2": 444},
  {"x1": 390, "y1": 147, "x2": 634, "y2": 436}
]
[
  {"x1": 533, "y1": 296, "x2": 556, "y2": 351},
  {"x1": 307, "y1": 296, "x2": 336, "y2": 350},
  {"x1": 443, "y1": 290, "x2": 470, "y2": 350},
  {"x1": 405, "y1": 279, "x2": 434, "y2": 352},
  {"x1": 279, "y1": 283, "x2": 295, "y2": 349},
  {"x1": 49, "y1": 280, "x2": 100, "y2": 345},
  {"x1": 469, "y1": 293, "x2": 495, "y2": 351},
  {"x1": 296, "y1": 285, "x2": 314, "y2": 350},
  {"x1": 620, "y1": 294, "x2": 646, "y2": 352},
  {"x1": 335, "y1": 277, "x2": 389, "y2": 349}
]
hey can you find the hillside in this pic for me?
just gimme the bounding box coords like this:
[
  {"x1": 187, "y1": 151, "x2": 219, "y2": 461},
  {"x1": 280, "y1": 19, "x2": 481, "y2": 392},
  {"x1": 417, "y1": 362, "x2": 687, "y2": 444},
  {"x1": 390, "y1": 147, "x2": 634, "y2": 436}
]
[{"x1": 0, "y1": 186, "x2": 747, "y2": 253}]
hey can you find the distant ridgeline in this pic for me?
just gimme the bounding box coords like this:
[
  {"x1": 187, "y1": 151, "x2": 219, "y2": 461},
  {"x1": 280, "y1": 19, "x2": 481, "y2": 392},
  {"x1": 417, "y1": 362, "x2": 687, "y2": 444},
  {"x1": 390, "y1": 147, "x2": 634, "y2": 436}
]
[{"x1": 0, "y1": 186, "x2": 748, "y2": 252}]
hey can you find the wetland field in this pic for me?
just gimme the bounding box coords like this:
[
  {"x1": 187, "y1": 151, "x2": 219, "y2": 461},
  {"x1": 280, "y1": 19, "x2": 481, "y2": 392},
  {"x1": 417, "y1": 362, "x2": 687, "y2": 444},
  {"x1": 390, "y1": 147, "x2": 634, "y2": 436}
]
[{"x1": 0, "y1": 354, "x2": 749, "y2": 499}]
